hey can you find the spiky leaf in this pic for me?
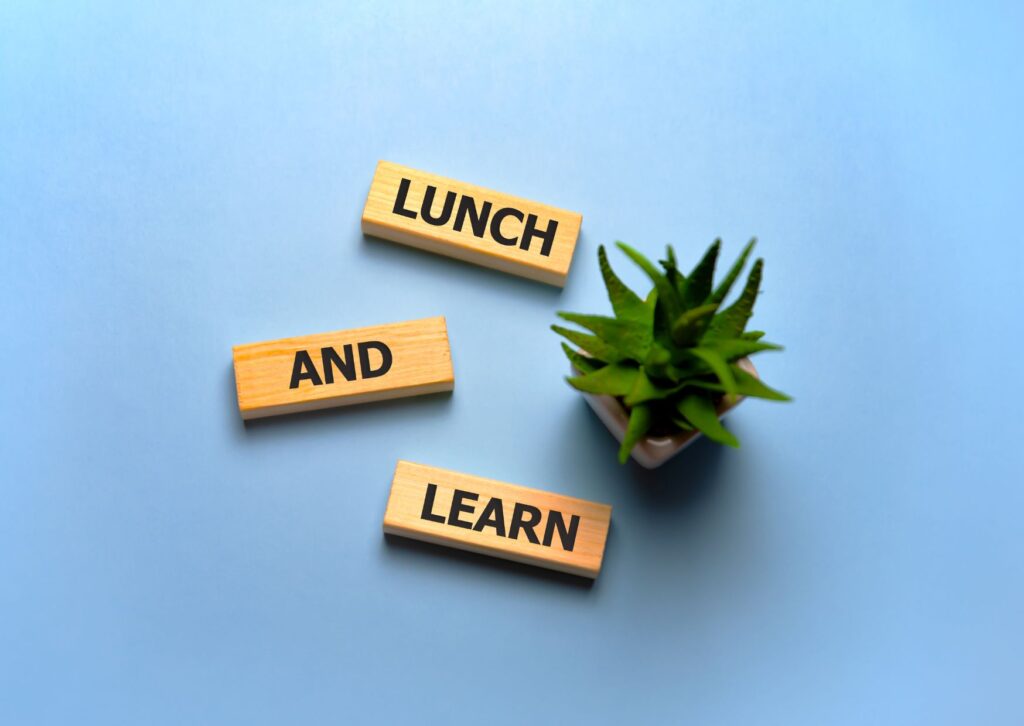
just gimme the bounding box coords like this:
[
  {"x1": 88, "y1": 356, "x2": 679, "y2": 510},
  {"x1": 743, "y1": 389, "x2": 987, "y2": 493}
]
[
  {"x1": 671, "y1": 417, "x2": 695, "y2": 431},
  {"x1": 678, "y1": 393, "x2": 739, "y2": 448},
  {"x1": 707, "y1": 258, "x2": 763, "y2": 339},
  {"x1": 616, "y1": 241, "x2": 680, "y2": 319},
  {"x1": 598, "y1": 245, "x2": 646, "y2": 321},
  {"x1": 619, "y1": 403, "x2": 652, "y2": 463},
  {"x1": 623, "y1": 368, "x2": 683, "y2": 406},
  {"x1": 708, "y1": 238, "x2": 755, "y2": 305},
  {"x1": 660, "y1": 245, "x2": 685, "y2": 296},
  {"x1": 680, "y1": 239, "x2": 720, "y2": 309},
  {"x1": 566, "y1": 362, "x2": 640, "y2": 396},
  {"x1": 557, "y1": 312, "x2": 651, "y2": 362},
  {"x1": 703, "y1": 338, "x2": 783, "y2": 361},
  {"x1": 671, "y1": 303, "x2": 719, "y2": 346},
  {"x1": 561, "y1": 342, "x2": 603, "y2": 374},
  {"x1": 687, "y1": 347, "x2": 737, "y2": 394},
  {"x1": 550, "y1": 325, "x2": 626, "y2": 363},
  {"x1": 687, "y1": 365, "x2": 792, "y2": 401},
  {"x1": 643, "y1": 341, "x2": 672, "y2": 379}
]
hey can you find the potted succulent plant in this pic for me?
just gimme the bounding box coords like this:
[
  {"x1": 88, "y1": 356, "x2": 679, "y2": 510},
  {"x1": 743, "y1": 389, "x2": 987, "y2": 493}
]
[{"x1": 552, "y1": 239, "x2": 790, "y2": 468}]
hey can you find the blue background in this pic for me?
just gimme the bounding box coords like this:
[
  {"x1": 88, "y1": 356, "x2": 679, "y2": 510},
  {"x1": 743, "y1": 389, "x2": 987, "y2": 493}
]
[{"x1": 2, "y1": 2, "x2": 1022, "y2": 724}]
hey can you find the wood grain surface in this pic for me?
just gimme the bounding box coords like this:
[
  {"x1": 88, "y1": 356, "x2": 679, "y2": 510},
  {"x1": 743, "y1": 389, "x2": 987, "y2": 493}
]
[
  {"x1": 383, "y1": 460, "x2": 611, "y2": 578},
  {"x1": 361, "y1": 161, "x2": 582, "y2": 286},
  {"x1": 233, "y1": 316, "x2": 454, "y2": 419}
]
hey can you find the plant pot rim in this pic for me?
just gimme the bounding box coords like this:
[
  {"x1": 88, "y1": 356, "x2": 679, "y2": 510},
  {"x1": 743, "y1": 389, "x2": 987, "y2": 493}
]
[{"x1": 572, "y1": 356, "x2": 759, "y2": 469}]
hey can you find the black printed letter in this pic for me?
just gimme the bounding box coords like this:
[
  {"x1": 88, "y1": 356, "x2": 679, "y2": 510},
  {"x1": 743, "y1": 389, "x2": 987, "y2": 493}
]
[
  {"x1": 472, "y1": 497, "x2": 507, "y2": 537},
  {"x1": 448, "y1": 489, "x2": 479, "y2": 529},
  {"x1": 321, "y1": 345, "x2": 356, "y2": 384},
  {"x1": 490, "y1": 207, "x2": 524, "y2": 246},
  {"x1": 420, "y1": 185, "x2": 457, "y2": 226},
  {"x1": 420, "y1": 483, "x2": 445, "y2": 523},
  {"x1": 542, "y1": 510, "x2": 580, "y2": 551},
  {"x1": 453, "y1": 195, "x2": 493, "y2": 238},
  {"x1": 289, "y1": 350, "x2": 322, "y2": 389},
  {"x1": 519, "y1": 214, "x2": 558, "y2": 256},
  {"x1": 509, "y1": 502, "x2": 542, "y2": 544},
  {"x1": 392, "y1": 178, "x2": 418, "y2": 219},
  {"x1": 358, "y1": 341, "x2": 392, "y2": 379}
]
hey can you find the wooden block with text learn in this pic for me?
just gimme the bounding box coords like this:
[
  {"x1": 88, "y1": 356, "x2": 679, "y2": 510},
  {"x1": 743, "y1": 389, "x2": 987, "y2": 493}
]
[
  {"x1": 383, "y1": 461, "x2": 611, "y2": 578},
  {"x1": 361, "y1": 161, "x2": 582, "y2": 287},
  {"x1": 233, "y1": 316, "x2": 454, "y2": 420}
]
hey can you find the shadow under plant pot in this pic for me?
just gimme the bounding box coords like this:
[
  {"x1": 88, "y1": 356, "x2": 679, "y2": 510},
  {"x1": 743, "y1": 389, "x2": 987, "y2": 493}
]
[{"x1": 575, "y1": 357, "x2": 758, "y2": 469}]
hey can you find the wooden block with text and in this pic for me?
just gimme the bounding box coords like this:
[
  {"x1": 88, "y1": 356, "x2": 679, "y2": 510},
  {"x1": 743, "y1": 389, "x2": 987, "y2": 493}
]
[
  {"x1": 233, "y1": 316, "x2": 454, "y2": 420},
  {"x1": 383, "y1": 461, "x2": 611, "y2": 578},
  {"x1": 361, "y1": 161, "x2": 582, "y2": 287}
]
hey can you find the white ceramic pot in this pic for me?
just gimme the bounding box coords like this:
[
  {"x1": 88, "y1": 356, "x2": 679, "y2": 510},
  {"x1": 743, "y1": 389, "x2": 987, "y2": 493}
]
[{"x1": 575, "y1": 357, "x2": 758, "y2": 469}]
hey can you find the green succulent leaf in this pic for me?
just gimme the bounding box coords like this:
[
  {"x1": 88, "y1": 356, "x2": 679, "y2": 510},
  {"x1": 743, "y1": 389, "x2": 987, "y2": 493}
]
[
  {"x1": 741, "y1": 330, "x2": 766, "y2": 341},
  {"x1": 734, "y1": 368, "x2": 791, "y2": 402},
  {"x1": 619, "y1": 403, "x2": 652, "y2": 463},
  {"x1": 670, "y1": 303, "x2": 719, "y2": 346},
  {"x1": 550, "y1": 324, "x2": 627, "y2": 363},
  {"x1": 566, "y1": 362, "x2": 640, "y2": 396},
  {"x1": 667, "y1": 357, "x2": 708, "y2": 381},
  {"x1": 702, "y1": 338, "x2": 783, "y2": 361},
  {"x1": 671, "y1": 417, "x2": 695, "y2": 431},
  {"x1": 707, "y1": 258, "x2": 763, "y2": 339},
  {"x1": 615, "y1": 241, "x2": 680, "y2": 319},
  {"x1": 642, "y1": 341, "x2": 672, "y2": 379},
  {"x1": 660, "y1": 245, "x2": 685, "y2": 296},
  {"x1": 556, "y1": 312, "x2": 651, "y2": 361},
  {"x1": 687, "y1": 347, "x2": 737, "y2": 394},
  {"x1": 645, "y1": 341, "x2": 671, "y2": 367},
  {"x1": 708, "y1": 238, "x2": 756, "y2": 305},
  {"x1": 560, "y1": 342, "x2": 603, "y2": 374},
  {"x1": 615, "y1": 241, "x2": 665, "y2": 288},
  {"x1": 680, "y1": 239, "x2": 720, "y2": 309},
  {"x1": 678, "y1": 393, "x2": 739, "y2": 448},
  {"x1": 598, "y1": 245, "x2": 646, "y2": 321},
  {"x1": 624, "y1": 368, "x2": 683, "y2": 406},
  {"x1": 687, "y1": 365, "x2": 792, "y2": 401}
]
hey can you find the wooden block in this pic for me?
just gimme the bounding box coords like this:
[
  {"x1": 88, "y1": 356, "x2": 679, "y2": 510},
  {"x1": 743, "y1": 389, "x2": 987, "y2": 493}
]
[
  {"x1": 233, "y1": 316, "x2": 453, "y2": 420},
  {"x1": 383, "y1": 461, "x2": 611, "y2": 578},
  {"x1": 361, "y1": 161, "x2": 582, "y2": 287}
]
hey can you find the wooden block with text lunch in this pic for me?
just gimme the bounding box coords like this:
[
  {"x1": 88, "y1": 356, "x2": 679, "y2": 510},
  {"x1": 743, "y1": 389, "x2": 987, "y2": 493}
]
[
  {"x1": 233, "y1": 316, "x2": 453, "y2": 420},
  {"x1": 361, "y1": 161, "x2": 582, "y2": 287},
  {"x1": 383, "y1": 461, "x2": 611, "y2": 578}
]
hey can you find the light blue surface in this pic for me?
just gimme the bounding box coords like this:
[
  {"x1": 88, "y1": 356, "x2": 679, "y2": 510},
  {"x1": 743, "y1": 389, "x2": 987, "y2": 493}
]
[{"x1": 2, "y1": 2, "x2": 1022, "y2": 724}]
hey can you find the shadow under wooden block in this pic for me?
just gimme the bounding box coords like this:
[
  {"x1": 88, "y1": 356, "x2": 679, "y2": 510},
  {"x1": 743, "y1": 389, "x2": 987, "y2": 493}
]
[{"x1": 382, "y1": 532, "x2": 599, "y2": 590}]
